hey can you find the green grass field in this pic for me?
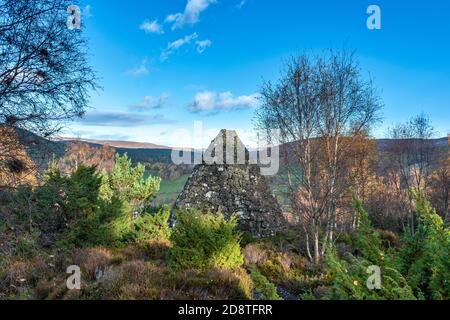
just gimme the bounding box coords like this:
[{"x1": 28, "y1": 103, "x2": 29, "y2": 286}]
[{"x1": 153, "y1": 174, "x2": 191, "y2": 206}]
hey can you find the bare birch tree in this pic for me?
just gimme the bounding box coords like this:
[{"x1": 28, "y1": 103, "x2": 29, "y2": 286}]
[
  {"x1": 387, "y1": 113, "x2": 436, "y2": 234},
  {"x1": 256, "y1": 50, "x2": 382, "y2": 263},
  {"x1": 0, "y1": 0, "x2": 98, "y2": 136}
]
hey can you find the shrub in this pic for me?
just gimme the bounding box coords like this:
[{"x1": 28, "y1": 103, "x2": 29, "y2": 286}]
[
  {"x1": 243, "y1": 244, "x2": 268, "y2": 265},
  {"x1": 250, "y1": 267, "x2": 282, "y2": 300},
  {"x1": 56, "y1": 173, "x2": 123, "y2": 248},
  {"x1": 9, "y1": 155, "x2": 166, "y2": 249},
  {"x1": 325, "y1": 198, "x2": 416, "y2": 300},
  {"x1": 0, "y1": 254, "x2": 59, "y2": 299},
  {"x1": 72, "y1": 248, "x2": 114, "y2": 280},
  {"x1": 243, "y1": 242, "x2": 324, "y2": 297},
  {"x1": 325, "y1": 250, "x2": 415, "y2": 300},
  {"x1": 169, "y1": 210, "x2": 244, "y2": 271},
  {"x1": 377, "y1": 229, "x2": 402, "y2": 249},
  {"x1": 397, "y1": 191, "x2": 450, "y2": 300},
  {"x1": 121, "y1": 240, "x2": 171, "y2": 261},
  {"x1": 10, "y1": 165, "x2": 103, "y2": 247},
  {"x1": 0, "y1": 260, "x2": 32, "y2": 298},
  {"x1": 122, "y1": 206, "x2": 171, "y2": 244}
]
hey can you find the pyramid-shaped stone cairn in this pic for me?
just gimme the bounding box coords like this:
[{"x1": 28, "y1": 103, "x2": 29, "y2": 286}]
[{"x1": 173, "y1": 129, "x2": 285, "y2": 238}]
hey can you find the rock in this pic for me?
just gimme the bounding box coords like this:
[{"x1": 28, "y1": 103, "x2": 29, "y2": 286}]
[{"x1": 173, "y1": 129, "x2": 285, "y2": 238}]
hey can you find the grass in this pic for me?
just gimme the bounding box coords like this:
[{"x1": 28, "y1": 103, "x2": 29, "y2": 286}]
[
  {"x1": 1, "y1": 241, "x2": 253, "y2": 300},
  {"x1": 153, "y1": 174, "x2": 190, "y2": 206}
]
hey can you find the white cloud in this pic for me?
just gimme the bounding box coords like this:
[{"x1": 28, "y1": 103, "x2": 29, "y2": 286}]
[
  {"x1": 128, "y1": 93, "x2": 170, "y2": 112},
  {"x1": 188, "y1": 91, "x2": 260, "y2": 113},
  {"x1": 160, "y1": 33, "x2": 198, "y2": 61},
  {"x1": 237, "y1": 0, "x2": 246, "y2": 9},
  {"x1": 126, "y1": 59, "x2": 150, "y2": 76},
  {"x1": 195, "y1": 40, "x2": 212, "y2": 53},
  {"x1": 165, "y1": 0, "x2": 217, "y2": 30},
  {"x1": 140, "y1": 20, "x2": 164, "y2": 34},
  {"x1": 160, "y1": 34, "x2": 212, "y2": 61},
  {"x1": 79, "y1": 112, "x2": 174, "y2": 127},
  {"x1": 165, "y1": 13, "x2": 182, "y2": 24},
  {"x1": 169, "y1": 33, "x2": 198, "y2": 50}
]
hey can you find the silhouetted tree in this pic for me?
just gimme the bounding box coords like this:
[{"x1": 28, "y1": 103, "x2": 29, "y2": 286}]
[
  {"x1": 0, "y1": 0, "x2": 98, "y2": 187},
  {"x1": 0, "y1": 0, "x2": 98, "y2": 136}
]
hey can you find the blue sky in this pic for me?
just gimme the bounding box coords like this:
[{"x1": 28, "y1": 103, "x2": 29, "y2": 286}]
[{"x1": 65, "y1": 0, "x2": 450, "y2": 148}]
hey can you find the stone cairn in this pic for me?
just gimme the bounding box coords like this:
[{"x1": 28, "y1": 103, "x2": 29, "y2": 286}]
[{"x1": 173, "y1": 129, "x2": 285, "y2": 238}]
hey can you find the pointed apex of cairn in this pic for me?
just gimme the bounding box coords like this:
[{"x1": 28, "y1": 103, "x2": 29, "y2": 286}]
[
  {"x1": 218, "y1": 128, "x2": 236, "y2": 136},
  {"x1": 210, "y1": 129, "x2": 243, "y2": 148},
  {"x1": 204, "y1": 129, "x2": 250, "y2": 165}
]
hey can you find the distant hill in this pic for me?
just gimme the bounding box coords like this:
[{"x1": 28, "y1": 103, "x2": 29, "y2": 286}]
[
  {"x1": 59, "y1": 138, "x2": 170, "y2": 150},
  {"x1": 10, "y1": 128, "x2": 449, "y2": 174},
  {"x1": 59, "y1": 136, "x2": 448, "y2": 171},
  {"x1": 14, "y1": 128, "x2": 66, "y2": 175},
  {"x1": 59, "y1": 138, "x2": 175, "y2": 164},
  {"x1": 376, "y1": 137, "x2": 448, "y2": 150}
]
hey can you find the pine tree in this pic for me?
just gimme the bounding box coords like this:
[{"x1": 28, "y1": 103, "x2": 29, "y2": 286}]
[
  {"x1": 397, "y1": 190, "x2": 450, "y2": 300},
  {"x1": 325, "y1": 198, "x2": 416, "y2": 300},
  {"x1": 110, "y1": 154, "x2": 161, "y2": 218}
]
